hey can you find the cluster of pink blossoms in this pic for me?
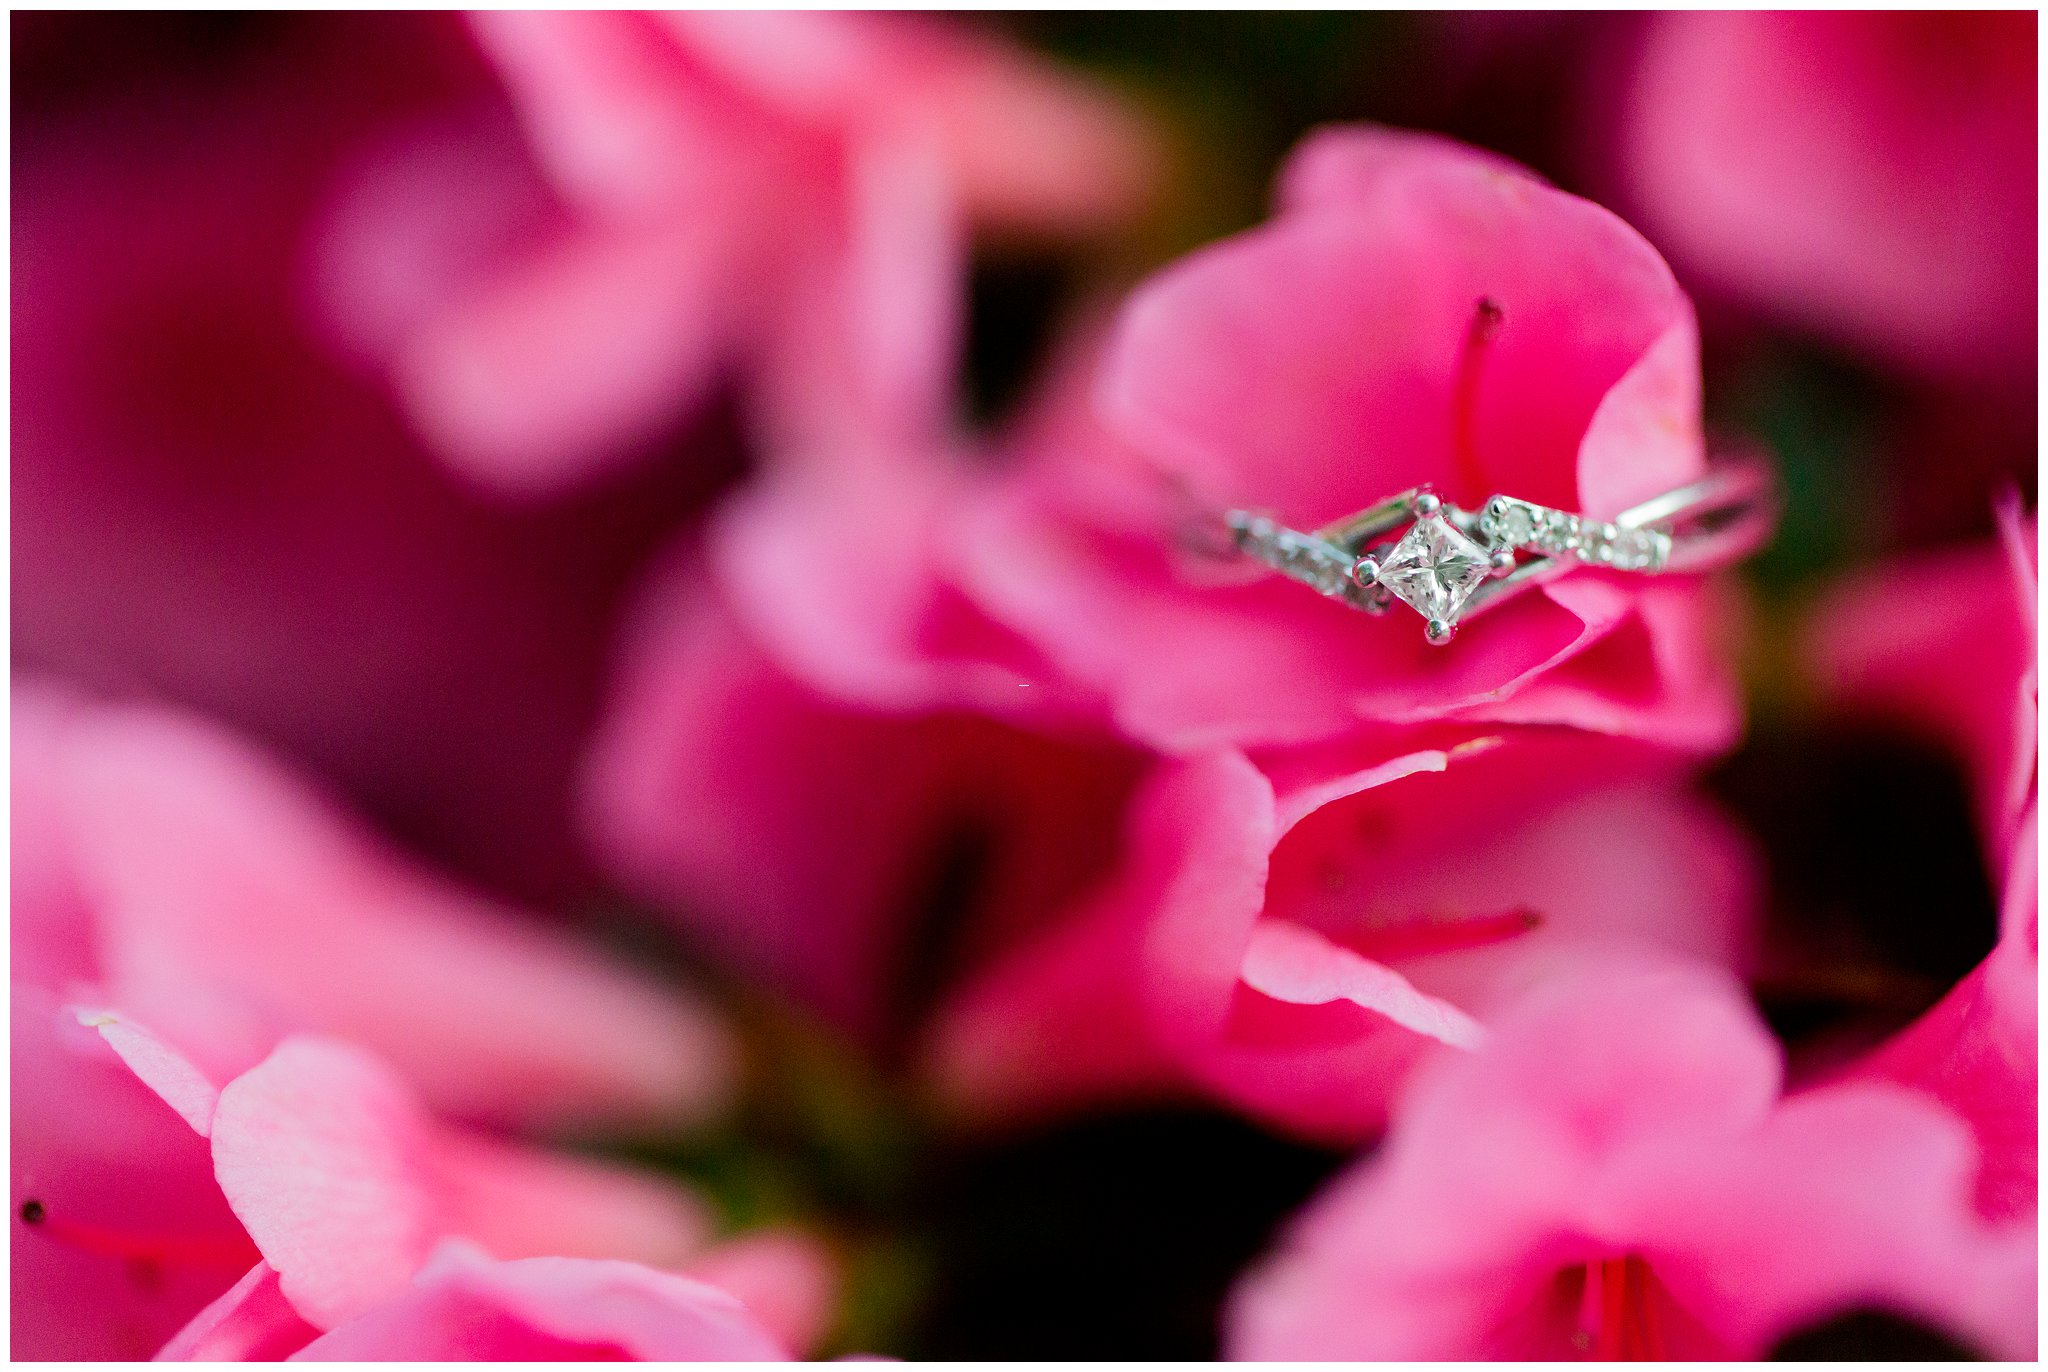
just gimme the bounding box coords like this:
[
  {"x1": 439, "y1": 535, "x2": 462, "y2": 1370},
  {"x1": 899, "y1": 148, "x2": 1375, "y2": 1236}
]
[{"x1": 13, "y1": 11, "x2": 2037, "y2": 1361}]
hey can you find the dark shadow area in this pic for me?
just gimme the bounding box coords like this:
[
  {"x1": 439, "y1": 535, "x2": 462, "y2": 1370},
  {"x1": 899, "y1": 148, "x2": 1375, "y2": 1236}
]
[
  {"x1": 904, "y1": 1108, "x2": 1349, "y2": 1359},
  {"x1": 1707, "y1": 722, "x2": 2001, "y2": 1058},
  {"x1": 1770, "y1": 1306, "x2": 1984, "y2": 1361}
]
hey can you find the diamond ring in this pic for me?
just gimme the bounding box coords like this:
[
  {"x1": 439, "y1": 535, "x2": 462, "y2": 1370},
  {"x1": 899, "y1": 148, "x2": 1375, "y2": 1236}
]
[{"x1": 1218, "y1": 457, "x2": 1779, "y2": 645}]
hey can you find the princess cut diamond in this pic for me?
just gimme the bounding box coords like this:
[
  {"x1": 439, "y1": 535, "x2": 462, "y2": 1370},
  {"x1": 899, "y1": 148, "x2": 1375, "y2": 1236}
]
[{"x1": 1375, "y1": 512, "x2": 1492, "y2": 626}]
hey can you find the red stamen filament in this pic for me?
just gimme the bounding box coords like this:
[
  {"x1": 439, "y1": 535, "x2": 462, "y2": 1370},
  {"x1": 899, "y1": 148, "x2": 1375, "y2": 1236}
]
[
  {"x1": 23, "y1": 1205, "x2": 254, "y2": 1267},
  {"x1": 1587, "y1": 1255, "x2": 1666, "y2": 1361},
  {"x1": 1450, "y1": 297, "x2": 1503, "y2": 502}
]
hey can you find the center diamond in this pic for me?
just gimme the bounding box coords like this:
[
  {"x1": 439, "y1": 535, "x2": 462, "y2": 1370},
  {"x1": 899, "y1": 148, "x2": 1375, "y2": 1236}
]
[{"x1": 1375, "y1": 512, "x2": 1492, "y2": 626}]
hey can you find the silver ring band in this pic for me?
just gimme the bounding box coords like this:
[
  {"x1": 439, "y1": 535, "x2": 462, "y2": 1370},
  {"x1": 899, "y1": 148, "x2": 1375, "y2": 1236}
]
[{"x1": 1219, "y1": 456, "x2": 1779, "y2": 645}]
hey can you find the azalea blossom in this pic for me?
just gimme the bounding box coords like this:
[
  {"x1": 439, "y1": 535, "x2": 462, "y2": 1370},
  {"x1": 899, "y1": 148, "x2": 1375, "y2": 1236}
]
[
  {"x1": 169, "y1": 1242, "x2": 796, "y2": 1361},
  {"x1": 928, "y1": 731, "x2": 1757, "y2": 1138},
  {"x1": 1227, "y1": 957, "x2": 2036, "y2": 1360},
  {"x1": 7, "y1": 684, "x2": 835, "y2": 1358},
  {"x1": 949, "y1": 126, "x2": 1746, "y2": 765},
  {"x1": 337, "y1": 9, "x2": 1157, "y2": 495},
  {"x1": 13, "y1": 14, "x2": 2035, "y2": 1362},
  {"x1": 16, "y1": 1002, "x2": 825, "y2": 1359}
]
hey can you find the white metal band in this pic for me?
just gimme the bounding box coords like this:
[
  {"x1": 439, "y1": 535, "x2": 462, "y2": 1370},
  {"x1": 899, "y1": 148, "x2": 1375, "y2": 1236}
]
[{"x1": 1221, "y1": 456, "x2": 1779, "y2": 645}]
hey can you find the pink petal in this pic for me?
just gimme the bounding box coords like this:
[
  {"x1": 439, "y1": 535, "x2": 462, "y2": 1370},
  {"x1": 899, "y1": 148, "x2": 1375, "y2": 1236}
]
[
  {"x1": 1859, "y1": 805, "x2": 2038, "y2": 1222},
  {"x1": 209, "y1": 1037, "x2": 714, "y2": 1331},
  {"x1": 709, "y1": 461, "x2": 1087, "y2": 720},
  {"x1": 435, "y1": 1130, "x2": 712, "y2": 1271},
  {"x1": 1235, "y1": 956, "x2": 2036, "y2": 1359},
  {"x1": 306, "y1": 114, "x2": 552, "y2": 377},
  {"x1": 209, "y1": 1039, "x2": 443, "y2": 1329},
  {"x1": 683, "y1": 1229, "x2": 841, "y2": 1357},
  {"x1": 749, "y1": 123, "x2": 961, "y2": 459},
  {"x1": 1621, "y1": 12, "x2": 2036, "y2": 378},
  {"x1": 907, "y1": 33, "x2": 1160, "y2": 234},
  {"x1": 1571, "y1": 321, "x2": 1707, "y2": 517},
  {"x1": 584, "y1": 555, "x2": 1143, "y2": 1036},
  {"x1": 11, "y1": 986, "x2": 257, "y2": 1361},
  {"x1": 919, "y1": 854, "x2": 1197, "y2": 1128},
  {"x1": 75, "y1": 1007, "x2": 221, "y2": 1139},
  {"x1": 582, "y1": 561, "x2": 964, "y2": 1031},
  {"x1": 669, "y1": 6, "x2": 1161, "y2": 235},
  {"x1": 11, "y1": 679, "x2": 97, "y2": 990},
  {"x1": 1276, "y1": 124, "x2": 1536, "y2": 215},
  {"x1": 1637, "y1": 1083, "x2": 2033, "y2": 1358},
  {"x1": 1099, "y1": 127, "x2": 1691, "y2": 525},
  {"x1": 293, "y1": 1240, "x2": 790, "y2": 1360},
  {"x1": 1116, "y1": 738, "x2": 1756, "y2": 1139},
  {"x1": 471, "y1": 11, "x2": 766, "y2": 217},
  {"x1": 55, "y1": 699, "x2": 734, "y2": 1131},
  {"x1": 395, "y1": 216, "x2": 749, "y2": 498},
  {"x1": 1238, "y1": 920, "x2": 1486, "y2": 1051},
  {"x1": 156, "y1": 1262, "x2": 320, "y2": 1361}
]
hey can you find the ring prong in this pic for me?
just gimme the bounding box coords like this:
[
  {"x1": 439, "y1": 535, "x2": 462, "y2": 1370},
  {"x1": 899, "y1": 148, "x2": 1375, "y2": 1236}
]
[
  {"x1": 1350, "y1": 555, "x2": 1379, "y2": 588},
  {"x1": 1488, "y1": 548, "x2": 1517, "y2": 578},
  {"x1": 1424, "y1": 618, "x2": 1455, "y2": 646},
  {"x1": 1413, "y1": 491, "x2": 1442, "y2": 518}
]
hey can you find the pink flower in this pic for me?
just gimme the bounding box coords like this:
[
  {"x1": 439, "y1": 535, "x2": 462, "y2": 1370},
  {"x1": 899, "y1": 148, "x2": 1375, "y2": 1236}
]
[
  {"x1": 1808, "y1": 498, "x2": 2038, "y2": 1221},
  {"x1": 1226, "y1": 957, "x2": 2036, "y2": 1360},
  {"x1": 582, "y1": 551, "x2": 1144, "y2": 1038},
  {"x1": 11, "y1": 985, "x2": 257, "y2": 1360},
  {"x1": 1619, "y1": 12, "x2": 2036, "y2": 381},
  {"x1": 954, "y1": 126, "x2": 1744, "y2": 762},
  {"x1": 337, "y1": 10, "x2": 1157, "y2": 495},
  {"x1": 13, "y1": 679, "x2": 733, "y2": 1132},
  {"x1": 706, "y1": 456, "x2": 1103, "y2": 722},
  {"x1": 13, "y1": 17, "x2": 729, "y2": 902},
  {"x1": 17, "y1": 1000, "x2": 824, "y2": 1359},
  {"x1": 173, "y1": 1242, "x2": 794, "y2": 1361},
  {"x1": 928, "y1": 732, "x2": 1757, "y2": 1139}
]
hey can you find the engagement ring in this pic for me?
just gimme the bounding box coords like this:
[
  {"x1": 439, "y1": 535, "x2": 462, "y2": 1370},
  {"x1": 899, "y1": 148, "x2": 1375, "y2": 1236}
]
[{"x1": 1220, "y1": 458, "x2": 1779, "y2": 645}]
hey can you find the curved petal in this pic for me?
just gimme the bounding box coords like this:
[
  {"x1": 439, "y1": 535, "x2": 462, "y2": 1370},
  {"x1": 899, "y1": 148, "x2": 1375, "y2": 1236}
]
[
  {"x1": 396, "y1": 217, "x2": 747, "y2": 498},
  {"x1": 75, "y1": 1007, "x2": 220, "y2": 1139},
  {"x1": 683, "y1": 1229, "x2": 840, "y2": 1357},
  {"x1": 1124, "y1": 735, "x2": 1757, "y2": 1138},
  {"x1": 1226, "y1": 960, "x2": 1787, "y2": 1360},
  {"x1": 209, "y1": 1037, "x2": 711, "y2": 1331},
  {"x1": 156, "y1": 1263, "x2": 319, "y2": 1361},
  {"x1": 709, "y1": 462, "x2": 1091, "y2": 721},
  {"x1": 293, "y1": 1241, "x2": 789, "y2": 1361},
  {"x1": 1239, "y1": 920, "x2": 1486, "y2": 1050},
  {"x1": 11, "y1": 987, "x2": 256, "y2": 1361}
]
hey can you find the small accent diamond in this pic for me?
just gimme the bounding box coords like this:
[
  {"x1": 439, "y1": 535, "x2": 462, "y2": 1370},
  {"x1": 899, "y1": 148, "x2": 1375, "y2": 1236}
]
[
  {"x1": 1534, "y1": 509, "x2": 1580, "y2": 555},
  {"x1": 1376, "y1": 513, "x2": 1493, "y2": 626},
  {"x1": 1483, "y1": 498, "x2": 1538, "y2": 547},
  {"x1": 1612, "y1": 528, "x2": 1659, "y2": 571}
]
